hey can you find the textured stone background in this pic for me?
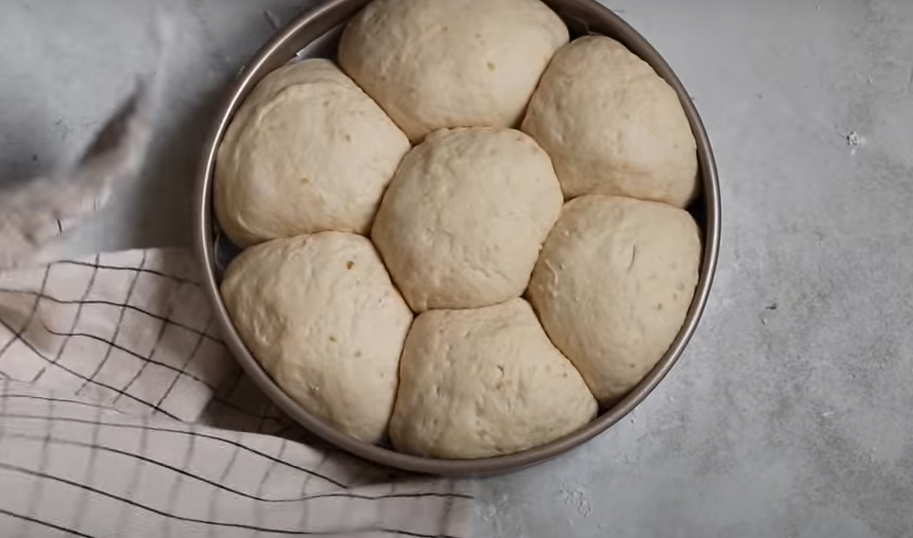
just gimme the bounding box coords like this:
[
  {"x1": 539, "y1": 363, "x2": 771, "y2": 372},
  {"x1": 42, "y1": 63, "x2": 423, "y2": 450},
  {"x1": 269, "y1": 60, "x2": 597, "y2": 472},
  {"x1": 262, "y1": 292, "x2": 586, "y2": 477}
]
[{"x1": 2, "y1": 0, "x2": 912, "y2": 536}]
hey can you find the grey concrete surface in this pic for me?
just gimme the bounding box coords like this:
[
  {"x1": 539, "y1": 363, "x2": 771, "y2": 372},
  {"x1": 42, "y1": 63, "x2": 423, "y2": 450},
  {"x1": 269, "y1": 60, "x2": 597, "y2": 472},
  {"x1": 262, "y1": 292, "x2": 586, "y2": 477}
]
[{"x1": 3, "y1": 0, "x2": 913, "y2": 537}]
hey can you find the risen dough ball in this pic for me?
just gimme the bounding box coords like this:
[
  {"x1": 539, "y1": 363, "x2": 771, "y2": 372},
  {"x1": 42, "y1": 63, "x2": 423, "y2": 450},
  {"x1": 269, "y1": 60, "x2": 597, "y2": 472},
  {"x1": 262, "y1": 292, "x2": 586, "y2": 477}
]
[
  {"x1": 215, "y1": 59, "x2": 410, "y2": 247},
  {"x1": 522, "y1": 36, "x2": 698, "y2": 207},
  {"x1": 528, "y1": 195, "x2": 701, "y2": 405},
  {"x1": 338, "y1": 0, "x2": 568, "y2": 143},
  {"x1": 220, "y1": 232, "x2": 413, "y2": 443},
  {"x1": 390, "y1": 298, "x2": 597, "y2": 458},
  {"x1": 371, "y1": 127, "x2": 563, "y2": 312}
]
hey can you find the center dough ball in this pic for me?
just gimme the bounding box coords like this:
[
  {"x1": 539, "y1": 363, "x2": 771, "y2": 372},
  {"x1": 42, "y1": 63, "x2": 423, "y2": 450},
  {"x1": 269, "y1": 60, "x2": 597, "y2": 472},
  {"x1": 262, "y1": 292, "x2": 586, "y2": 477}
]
[
  {"x1": 528, "y1": 195, "x2": 702, "y2": 406},
  {"x1": 215, "y1": 59, "x2": 410, "y2": 247},
  {"x1": 371, "y1": 127, "x2": 563, "y2": 312},
  {"x1": 220, "y1": 232, "x2": 413, "y2": 444},
  {"x1": 338, "y1": 0, "x2": 569, "y2": 143},
  {"x1": 390, "y1": 298, "x2": 598, "y2": 459}
]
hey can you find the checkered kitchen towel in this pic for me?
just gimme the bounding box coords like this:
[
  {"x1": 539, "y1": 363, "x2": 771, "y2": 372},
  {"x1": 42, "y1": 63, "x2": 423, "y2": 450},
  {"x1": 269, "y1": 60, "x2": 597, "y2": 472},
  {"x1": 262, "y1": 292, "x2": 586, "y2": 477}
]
[{"x1": 0, "y1": 248, "x2": 473, "y2": 538}]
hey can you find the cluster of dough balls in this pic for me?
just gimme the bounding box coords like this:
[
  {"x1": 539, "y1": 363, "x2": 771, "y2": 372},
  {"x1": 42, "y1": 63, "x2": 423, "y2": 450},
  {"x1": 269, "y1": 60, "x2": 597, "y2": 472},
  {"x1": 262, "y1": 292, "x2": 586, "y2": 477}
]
[{"x1": 216, "y1": 0, "x2": 702, "y2": 458}]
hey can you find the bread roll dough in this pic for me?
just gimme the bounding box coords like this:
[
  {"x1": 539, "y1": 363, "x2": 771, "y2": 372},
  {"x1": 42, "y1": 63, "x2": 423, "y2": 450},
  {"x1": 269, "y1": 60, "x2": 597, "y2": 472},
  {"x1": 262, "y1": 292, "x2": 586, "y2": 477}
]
[
  {"x1": 215, "y1": 59, "x2": 410, "y2": 247},
  {"x1": 390, "y1": 298, "x2": 597, "y2": 458},
  {"x1": 220, "y1": 232, "x2": 413, "y2": 443},
  {"x1": 338, "y1": 0, "x2": 568, "y2": 143},
  {"x1": 528, "y1": 195, "x2": 701, "y2": 405},
  {"x1": 522, "y1": 36, "x2": 698, "y2": 207},
  {"x1": 371, "y1": 127, "x2": 563, "y2": 312}
]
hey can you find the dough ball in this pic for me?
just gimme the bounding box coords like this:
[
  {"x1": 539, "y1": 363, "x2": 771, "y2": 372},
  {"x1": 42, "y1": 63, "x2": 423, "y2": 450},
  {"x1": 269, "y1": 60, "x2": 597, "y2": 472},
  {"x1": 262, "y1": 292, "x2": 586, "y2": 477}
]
[
  {"x1": 221, "y1": 232, "x2": 413, "y2": 443},
  {"x1": 390, "y1": 298, "x2": 597, "y2": 459},
  {"x1": 522, "y1": 36, "x2": 698, "y2": 208},
  {"x1": 338, "y1": 0, "x2": 568, "y2": 143},
  {"x1": 371, "y1": 127, "x2": 563, "y2": 312},
  {"x1": 528, "y1": 195, "x2": 701, "y2": 405},
  {"x1": 215, "y1": 59, "x2": 410, "y2": 247}
]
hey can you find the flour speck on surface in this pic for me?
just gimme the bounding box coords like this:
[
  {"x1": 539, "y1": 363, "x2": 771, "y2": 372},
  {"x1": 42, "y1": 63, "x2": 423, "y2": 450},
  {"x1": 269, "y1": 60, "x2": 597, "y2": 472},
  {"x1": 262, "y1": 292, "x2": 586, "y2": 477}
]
[
  {"x1": 560, "y1": 484, "x2": 592, "y2": 517},
  {"x1": 844, "y1": 131, "x2": 865, "y2": 146},
  {"x1": 479, "y1": 502, "x2": 498, "y2": 523},
  {"x1": 477, "y1": 492, "x2": 510, "y2": 526},
  {"x1": 842, "y1": 130, "x2": 867, "y2": 155}
]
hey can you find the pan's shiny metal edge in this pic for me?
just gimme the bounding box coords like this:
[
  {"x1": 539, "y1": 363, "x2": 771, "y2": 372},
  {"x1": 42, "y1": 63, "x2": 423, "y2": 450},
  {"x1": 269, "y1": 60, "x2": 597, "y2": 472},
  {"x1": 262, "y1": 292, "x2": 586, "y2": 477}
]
[{"x1": 193, "y1": 0, "x2": 721, "y2": 476}]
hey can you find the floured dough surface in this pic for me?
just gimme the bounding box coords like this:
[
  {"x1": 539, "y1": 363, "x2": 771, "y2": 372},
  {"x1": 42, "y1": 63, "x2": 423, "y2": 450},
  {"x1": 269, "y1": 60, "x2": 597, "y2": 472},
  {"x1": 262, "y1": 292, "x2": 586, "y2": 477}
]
[
  {"x1": 371, "y1": 127, "x2": 563, "y2": 312},
  {"x1": 522, "y1": 36, "x2": 698, "y2": 207},
  {"x1": 528, "y1": 195, "x2": 701, "y2": 405},
  {"x1": 338, "y1": 0, "x2": 568, "y2": 142},
  {"x1": 221, "y1": 232, "x2": 413, "y2": 443},
  {"x1": 390, "y1": 298, "x2": 598, "y2": 459},
  {"x1": 215, "y1": 59, "x2": 410, "y2": 247}
]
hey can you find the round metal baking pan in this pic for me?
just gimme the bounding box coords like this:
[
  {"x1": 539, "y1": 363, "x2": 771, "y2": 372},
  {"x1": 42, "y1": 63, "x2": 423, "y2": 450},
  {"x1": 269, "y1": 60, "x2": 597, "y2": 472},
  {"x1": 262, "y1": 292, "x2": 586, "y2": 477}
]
[{"x1": 193, "y1": 0, "x2": 721, "y2": 476}]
